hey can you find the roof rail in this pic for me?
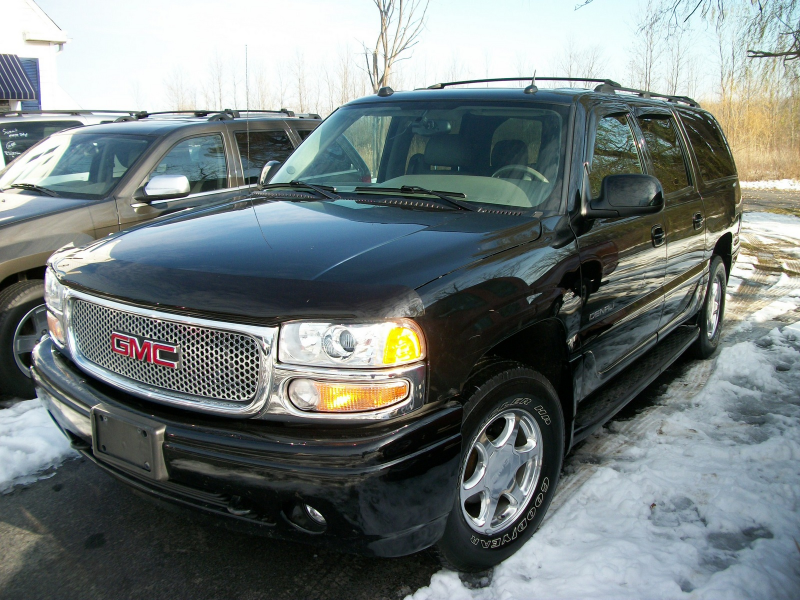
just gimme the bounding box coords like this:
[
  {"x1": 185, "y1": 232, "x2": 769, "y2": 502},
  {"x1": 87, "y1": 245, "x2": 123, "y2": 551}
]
[
  {"x1": 0, "y1": 109, "x2": 139, "y2": 117},
  {"x1": 114, "y1": 108, "x2": 317, "y2": 122},
  {"x1": 424, "y1": 76, "x2": 700, "y2": 108},
  {"x1": 603, "y1": 84, "x2": 700, "y2": 108},
  {"x1": 425, "y1": 76, "x2": 621, "y2": 89}
]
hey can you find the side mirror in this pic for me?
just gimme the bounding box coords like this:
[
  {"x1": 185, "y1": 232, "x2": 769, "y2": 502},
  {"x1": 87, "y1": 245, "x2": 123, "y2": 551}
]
[
  {"x1": 584, "y1": 174, "x2": 664, "y2": 219},
  {"x1": 142, "y1": 174, "x2": 191, "y2": 201},
  {"x1": 258, "y1": 161, "x2": 282, "y2": 189}
]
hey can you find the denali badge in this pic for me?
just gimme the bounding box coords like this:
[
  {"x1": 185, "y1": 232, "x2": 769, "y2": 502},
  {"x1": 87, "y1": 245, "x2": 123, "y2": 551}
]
[{"x1": 110, "y1": 332, "x2": 179, "y2": 369}]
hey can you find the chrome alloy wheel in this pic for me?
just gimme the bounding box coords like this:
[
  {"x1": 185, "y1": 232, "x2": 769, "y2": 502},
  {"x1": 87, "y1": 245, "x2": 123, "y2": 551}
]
[
  {"x1": 460, "y1": 408, "x2": 543, "y2": 535},
  {"x1": 706, "y1": 277, "x2": 722, "y2": 340},
  {"x1": 13, "y1": 303, "x2": 48, "y2": 377}
]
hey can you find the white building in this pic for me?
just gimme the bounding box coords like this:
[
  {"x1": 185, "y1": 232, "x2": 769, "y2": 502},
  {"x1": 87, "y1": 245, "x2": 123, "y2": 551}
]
[{"x1": 0, "y1": 0, "x2": 77, "y2": 111}]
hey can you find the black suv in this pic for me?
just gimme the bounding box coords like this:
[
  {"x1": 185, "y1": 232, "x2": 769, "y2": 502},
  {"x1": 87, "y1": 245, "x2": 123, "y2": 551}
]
[
  {"x1": 0, "y1": 109, "x2": 320, "y2": 397},
  {"x1": 33, "y1": 79, "x2": 740, "y2": 572}
]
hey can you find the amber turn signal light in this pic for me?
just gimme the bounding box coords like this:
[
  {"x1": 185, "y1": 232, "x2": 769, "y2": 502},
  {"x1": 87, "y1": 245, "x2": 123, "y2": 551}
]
[
  {"x1": 47, "y1": 310, "x2": 65, "y2": 346},
  {"x1": 288, "y1": 379, "x2": 410, "y2": 413}
]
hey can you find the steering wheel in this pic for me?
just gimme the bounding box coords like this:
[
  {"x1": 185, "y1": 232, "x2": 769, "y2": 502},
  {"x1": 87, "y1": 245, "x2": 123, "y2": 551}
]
[{"x1": 491, "y1": 164, "x2": 549, "y2": 183}]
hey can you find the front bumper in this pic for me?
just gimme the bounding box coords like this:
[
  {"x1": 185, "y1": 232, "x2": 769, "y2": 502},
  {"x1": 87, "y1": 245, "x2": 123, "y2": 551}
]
[{"x1": 32, "y1": 338, "x2": 462, "y2": 557}]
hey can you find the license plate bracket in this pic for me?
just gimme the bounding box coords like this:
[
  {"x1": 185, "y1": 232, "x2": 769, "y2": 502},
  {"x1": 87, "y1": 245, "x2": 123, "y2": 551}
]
[{"x1": 91, "y1": 404, "x2": 168, "y2": 481}]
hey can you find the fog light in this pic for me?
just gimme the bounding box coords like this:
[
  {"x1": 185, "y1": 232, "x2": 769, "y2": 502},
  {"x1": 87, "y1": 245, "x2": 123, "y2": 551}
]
[
  {"x1": 47, "y1": 311, "x2": 65, "y2": 346},
  {"x1": 288, "y1": 379, "x2": 409, "y2": 413}
]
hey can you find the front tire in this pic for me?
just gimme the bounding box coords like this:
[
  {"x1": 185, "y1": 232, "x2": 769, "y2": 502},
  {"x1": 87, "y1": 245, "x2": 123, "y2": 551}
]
[
  {"x1": 0, "y1": 280, "x2": 47, "y2": 398},
  {"x1": 437, "y1": 362, "x2": 564, "y2": 572},
  {"x1": 692, "y1": 256, "x2": 726, "y2": 359}
]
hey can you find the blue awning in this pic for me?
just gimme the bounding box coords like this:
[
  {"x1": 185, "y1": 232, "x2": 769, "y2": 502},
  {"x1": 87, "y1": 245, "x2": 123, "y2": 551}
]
[{"x1": 0, "y1": 54, "x2": 38, "y2": 101}]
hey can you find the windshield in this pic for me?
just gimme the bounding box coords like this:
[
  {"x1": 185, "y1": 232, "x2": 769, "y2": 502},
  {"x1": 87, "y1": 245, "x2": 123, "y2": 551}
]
[
  {"x1": 271, "y1": 101, "x2": 570, "y2": 213},
  {"x1": 1, "y1": 120, "x2": 83, "y2": 165},
  {"x1": 0, "y1": 131, "x2": 153, "y2": 199}
]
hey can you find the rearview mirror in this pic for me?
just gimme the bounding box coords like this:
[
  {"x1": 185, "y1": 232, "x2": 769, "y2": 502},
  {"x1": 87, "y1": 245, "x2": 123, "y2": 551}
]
[
  {"x1": 258, "y1": 161, "x2": 282, "y2": 189},
  {"x1": 584, "y1": 174, "x2": 664, "y2": 219},
  {"x1": 142, "y1": 174, "x2": 191, "y2": 201}
]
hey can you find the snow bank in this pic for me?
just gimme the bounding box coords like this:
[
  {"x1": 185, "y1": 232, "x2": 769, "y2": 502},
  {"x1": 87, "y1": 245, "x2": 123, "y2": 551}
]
[
  {"x1": 409, "y1": 212, "x2": 800, "y2": 599},
  {"x1": 740, "y1": 180, "x2": 800, "y2": 191},
  {"x1": 0, "y1": 399, "x2": 76, "y2": 493}
]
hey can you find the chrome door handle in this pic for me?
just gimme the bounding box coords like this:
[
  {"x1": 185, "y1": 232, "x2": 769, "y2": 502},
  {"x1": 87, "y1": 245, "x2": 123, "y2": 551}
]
[{"x1": 651, "y1": 224, "x2": 665, "y2": 247}]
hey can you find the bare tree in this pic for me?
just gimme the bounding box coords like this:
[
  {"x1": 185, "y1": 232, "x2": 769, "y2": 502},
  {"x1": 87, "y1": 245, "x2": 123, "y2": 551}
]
[
  {"x1": 579, "y1": 0, "x2": 800, "y2": 61},
  {"x1": 164, "y1": 67, "x2": 196, "y2": 110},
  {"x1": 627, "y1": 0, "x2": 663, "y2": 90},
  {"x1": 362, "y1": 0, "x2": 430, "y2": 92},
  {"x1": 556, "y1": 38, "x2": 605, "y2": 85},
  {"x1": 202, "y1": 53, "x2": 226, "y2": 110}
]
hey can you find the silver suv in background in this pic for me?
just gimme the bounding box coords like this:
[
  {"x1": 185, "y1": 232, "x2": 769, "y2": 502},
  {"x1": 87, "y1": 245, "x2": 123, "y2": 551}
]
[
  {"x1": 0, "y1": 108, "x2": 320, "y2": 398},
  {"x1": 0, "y1": 110, "x2": 141, "y2": 168}
]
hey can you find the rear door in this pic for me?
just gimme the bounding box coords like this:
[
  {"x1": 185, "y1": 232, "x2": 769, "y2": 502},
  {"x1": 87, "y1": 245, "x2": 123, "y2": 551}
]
[
  {"x1": 675, "y1": 109, "x2": 740, "y2": 266},
  {"x1": 577, "y1": 107, "x2": 667, "y2": 394},
  {"x1": 635, "y1": 107, "x2": 705, "y2": 334}
]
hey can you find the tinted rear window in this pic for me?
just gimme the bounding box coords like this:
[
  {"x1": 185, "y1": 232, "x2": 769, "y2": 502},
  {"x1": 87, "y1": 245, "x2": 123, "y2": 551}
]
[
  {"x1": 678, "y1": 111, "x2": 736, "y2": 182},
  {"x1": 1, "y1": 121, "x2": 82, "y2": 164}
]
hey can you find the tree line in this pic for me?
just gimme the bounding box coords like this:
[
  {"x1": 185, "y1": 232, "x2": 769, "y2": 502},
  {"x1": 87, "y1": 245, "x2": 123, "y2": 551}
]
[{"x1": 161, "y1": 0, "x2": 799, "y2": 181}]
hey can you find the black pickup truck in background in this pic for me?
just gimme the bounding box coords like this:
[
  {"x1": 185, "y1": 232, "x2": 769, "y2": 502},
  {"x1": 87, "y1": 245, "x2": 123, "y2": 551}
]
[
  {"x1": 0, "y1": 109, "x2": 320, "y2": 397},
  {"x1": 33, "y1": 79, "x2": 740, "y2": 572}
]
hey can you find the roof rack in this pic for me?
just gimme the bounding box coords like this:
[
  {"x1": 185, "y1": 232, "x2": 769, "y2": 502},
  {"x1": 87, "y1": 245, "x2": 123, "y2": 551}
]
[
  {"x1": 608, "y1": 85, "x2": 700, "y2": 108},
  {"x1": 424, "y1": 76, "x2": 700, "y2": 108},
  {"x1": 113, "y1": 108, "x2": 321, "y2": 123},
  {"x1": 426, "y1": 76, "x2": 621, "y2": 89},
  {"x1": 0, "y1": 109, "x2": 139, "y2": 117}
]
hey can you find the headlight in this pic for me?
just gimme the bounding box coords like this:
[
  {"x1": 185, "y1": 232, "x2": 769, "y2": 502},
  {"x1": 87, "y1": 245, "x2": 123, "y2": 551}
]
[
  {"x1": 44, "y1": 268, "x2": 65, "y2": 314},
  {"x1": 278, "y1": 320, "x2": 425, "y2": 368}
]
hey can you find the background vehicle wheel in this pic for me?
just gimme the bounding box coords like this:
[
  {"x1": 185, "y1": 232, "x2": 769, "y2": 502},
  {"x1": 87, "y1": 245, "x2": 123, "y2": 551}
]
[
  {"x1": 0, "y1": 280, "x2": 46, "y2": 398},
  {"x1": 692, "y1": 256, "x2": 727, "y2": 359},
  {"x1": 437, "y1": 361, "x2": 564, "y2": 573}
]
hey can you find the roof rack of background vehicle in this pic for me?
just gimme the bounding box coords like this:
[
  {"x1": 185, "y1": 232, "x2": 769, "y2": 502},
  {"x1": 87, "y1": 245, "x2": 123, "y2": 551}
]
[
  {"x1": 112, "y1": 109, "x2": 322, "y2": 123},
  {"x1": 419, "y1": 77, "x2": 700, "y2": 108},
  {"x1": 0, "y1": 110, "x2": 141, "y2": 117}
]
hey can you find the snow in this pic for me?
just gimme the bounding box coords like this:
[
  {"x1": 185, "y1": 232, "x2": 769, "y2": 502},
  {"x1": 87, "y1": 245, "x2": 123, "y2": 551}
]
[
  {"x1": 740, "y1": 180, "x2": 800, "y2": 191},
  {"x1": 0, "y1": 399, "x2": 75, "y2": 493},
  {"x1": 409, "y1": 212, "x2": 800, "y2": 600},
  {"x1": 1, "y1": 212, "x2": 800, "y2": 597}
]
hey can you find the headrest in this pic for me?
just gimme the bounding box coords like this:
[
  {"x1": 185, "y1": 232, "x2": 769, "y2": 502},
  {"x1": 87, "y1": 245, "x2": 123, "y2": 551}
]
[
  {"x1": 424, "y1": 135, "x2": 473, "y2": 168},
  {"x1": 491, "y1": 139, "x2": 528, "y2": 167}
]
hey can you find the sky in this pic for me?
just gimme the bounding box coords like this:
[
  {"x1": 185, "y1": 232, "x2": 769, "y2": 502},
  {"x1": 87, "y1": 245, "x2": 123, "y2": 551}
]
[{"x1": 34, "y1": 0, "x2": 717, "y2": 111}]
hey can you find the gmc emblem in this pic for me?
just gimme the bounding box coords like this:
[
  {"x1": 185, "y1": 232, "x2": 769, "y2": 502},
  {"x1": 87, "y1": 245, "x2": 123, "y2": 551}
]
[{"x1": 110, "y1": 332, "x2": 180, "y2": 369}]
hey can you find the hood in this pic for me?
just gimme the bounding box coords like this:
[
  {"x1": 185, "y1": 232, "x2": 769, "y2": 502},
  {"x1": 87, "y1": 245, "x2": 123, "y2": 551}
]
[
  {"x1": 0, "y1": 189, "x2": 94, "y2": 228},
  {"x1": 52, "y1": 198, "x2": 541, "y2": 321}
]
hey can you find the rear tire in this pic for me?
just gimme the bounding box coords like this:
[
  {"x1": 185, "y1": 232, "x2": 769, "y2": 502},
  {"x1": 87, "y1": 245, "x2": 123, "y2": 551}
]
[
  {"x1": 0, "y1": 280, "x2": 46, "y2": 399},
  {"x1": 437, "y1": 361, "x2": 564, "y2": 572},
  {"x1": 692, "y1": 256, "x2": 726, "y2": 359}
]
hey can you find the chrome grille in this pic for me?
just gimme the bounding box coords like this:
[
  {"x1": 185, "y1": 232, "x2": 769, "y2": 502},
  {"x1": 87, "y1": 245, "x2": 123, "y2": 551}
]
[{"x1": 70, "y1": 299, "x2": 262, "y2": 403}]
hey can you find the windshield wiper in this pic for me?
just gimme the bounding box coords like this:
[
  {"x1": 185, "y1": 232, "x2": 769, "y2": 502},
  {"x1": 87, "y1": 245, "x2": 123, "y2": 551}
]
[
  {"x1": 354, "y1": 185, "x2": 475, "y2": 211},
  {"x1": 5, "y1": 183, "x2": 60, "y2": 197},
  {"x1": 261, "y1": 180, "x2": 340, "y2": 200}
]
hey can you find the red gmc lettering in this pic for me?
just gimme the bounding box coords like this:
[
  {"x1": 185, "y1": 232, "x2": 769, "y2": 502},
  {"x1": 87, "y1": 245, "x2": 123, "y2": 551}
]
[{"x1": 110, "y1": 332, "x2": 178, "y2": 369}]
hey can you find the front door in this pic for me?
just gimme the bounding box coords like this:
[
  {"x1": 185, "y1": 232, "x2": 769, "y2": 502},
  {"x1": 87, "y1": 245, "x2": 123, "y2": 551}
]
[
  {"x1": 577, "y1": 109, "x2": 667, "y2": 396},
  {"x1": 116, "y1": 132, "x2": 245, "y2": 228}
]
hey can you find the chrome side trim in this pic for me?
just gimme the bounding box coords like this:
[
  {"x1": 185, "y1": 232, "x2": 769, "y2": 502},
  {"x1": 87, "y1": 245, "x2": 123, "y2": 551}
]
[{"x1": 63, "y1": 289, "x2": 277, "y2": 417}]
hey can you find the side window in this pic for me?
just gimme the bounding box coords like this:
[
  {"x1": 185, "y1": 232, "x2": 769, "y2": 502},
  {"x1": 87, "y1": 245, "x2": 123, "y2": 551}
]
[
  {"x1": 152, "y1": 134, "x2": 227, "y2": 194},
  {"x1": 235, "y1": 130, "x2": 294, "y2": 185},
  {"x1": 678, "y1": 111, "x2": 736, "y2": 182},
  {"x1": 297, "y1": 129, "x2": 314, "y2": 141},
  {"x1": 637, "y1": 116, "x2": 691, "y2": 195},
  {"x1": 589, "y1": 115, "x2": 643, "y2": 199}
]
